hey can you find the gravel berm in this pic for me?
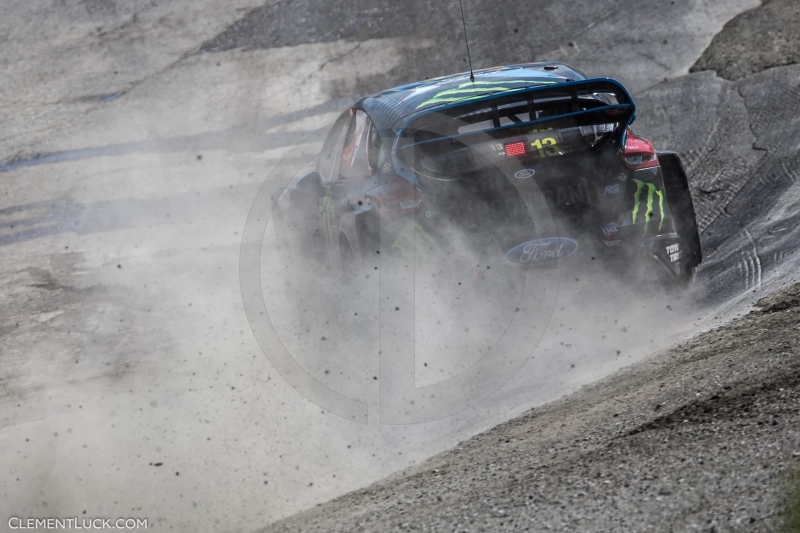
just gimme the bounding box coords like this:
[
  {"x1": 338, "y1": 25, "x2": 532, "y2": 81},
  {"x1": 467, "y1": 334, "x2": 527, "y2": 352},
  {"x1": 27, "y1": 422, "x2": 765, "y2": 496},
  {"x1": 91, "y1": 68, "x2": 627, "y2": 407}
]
[{"x1": 261, "y1": 281, "x2": 800, "y2": 532}]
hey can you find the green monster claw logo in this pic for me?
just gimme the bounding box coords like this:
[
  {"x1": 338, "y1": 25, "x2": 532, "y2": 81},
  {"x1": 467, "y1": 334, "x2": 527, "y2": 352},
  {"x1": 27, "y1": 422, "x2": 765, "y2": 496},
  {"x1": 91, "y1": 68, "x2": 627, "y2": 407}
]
[
  {"x1": 631, "y1": 179, "x2": 665, "y2": 233},
  {"x1": 391, "y1": 220, "x2": 443, "y2": 260},
  {"x1": 416, "y1": 79, "x2": 557, "y2": 109}
]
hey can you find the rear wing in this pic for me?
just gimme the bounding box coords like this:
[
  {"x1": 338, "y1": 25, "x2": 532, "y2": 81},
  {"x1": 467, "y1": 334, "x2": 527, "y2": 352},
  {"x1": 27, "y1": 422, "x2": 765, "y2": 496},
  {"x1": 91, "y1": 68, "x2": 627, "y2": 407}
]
[{"x1": 392, "y1": 78, "x2": 636, "y2": 181}]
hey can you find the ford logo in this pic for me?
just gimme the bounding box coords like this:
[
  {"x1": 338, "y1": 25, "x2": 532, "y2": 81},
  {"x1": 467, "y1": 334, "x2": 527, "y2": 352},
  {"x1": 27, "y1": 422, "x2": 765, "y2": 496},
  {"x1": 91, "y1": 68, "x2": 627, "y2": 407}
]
[
  {"x1": 506, "y1": 237, "x2": 579, "y2": 266},
  {"x1": 514, "y1": 168, "x2": 536, "y2": 179}
]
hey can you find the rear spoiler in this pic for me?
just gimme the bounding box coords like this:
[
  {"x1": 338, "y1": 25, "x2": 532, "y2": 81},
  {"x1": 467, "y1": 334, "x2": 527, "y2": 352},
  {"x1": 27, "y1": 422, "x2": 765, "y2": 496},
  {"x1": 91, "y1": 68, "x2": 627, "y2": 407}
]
[{"x1": 391, "y1": 78, "x2": 636, "y2": 181}]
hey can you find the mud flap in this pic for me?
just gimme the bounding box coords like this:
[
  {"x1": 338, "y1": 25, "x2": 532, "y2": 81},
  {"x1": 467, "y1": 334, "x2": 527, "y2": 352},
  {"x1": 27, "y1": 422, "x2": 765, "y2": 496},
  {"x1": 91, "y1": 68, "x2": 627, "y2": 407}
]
[
  {"x1": 647, "y1": 233, "x2": 684, "y2": 279},
  {"x1": 657, "y1": 151, "x2": 702, "y2": 270}
]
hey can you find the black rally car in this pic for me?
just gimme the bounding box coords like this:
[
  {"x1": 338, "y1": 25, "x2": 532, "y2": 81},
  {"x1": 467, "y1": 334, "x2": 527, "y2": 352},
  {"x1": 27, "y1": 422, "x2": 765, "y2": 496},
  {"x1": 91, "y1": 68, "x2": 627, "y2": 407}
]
[{"x1": 272, "y1": 62, "x2": 701, "y2": 284}]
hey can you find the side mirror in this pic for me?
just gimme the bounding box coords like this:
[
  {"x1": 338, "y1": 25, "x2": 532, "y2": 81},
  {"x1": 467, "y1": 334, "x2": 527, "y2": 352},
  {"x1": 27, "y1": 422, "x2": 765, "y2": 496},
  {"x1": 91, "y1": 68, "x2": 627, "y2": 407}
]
[{"x1": 295, "y1": 171, "x2": 325, "y2": 197}]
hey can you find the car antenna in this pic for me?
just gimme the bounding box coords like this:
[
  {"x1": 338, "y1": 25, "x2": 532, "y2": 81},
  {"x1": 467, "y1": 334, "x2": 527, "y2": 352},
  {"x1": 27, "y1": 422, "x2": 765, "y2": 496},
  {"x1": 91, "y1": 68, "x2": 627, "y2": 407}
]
[{"x1": 458, "y1": 0, "x2": 475, "y2": 83}]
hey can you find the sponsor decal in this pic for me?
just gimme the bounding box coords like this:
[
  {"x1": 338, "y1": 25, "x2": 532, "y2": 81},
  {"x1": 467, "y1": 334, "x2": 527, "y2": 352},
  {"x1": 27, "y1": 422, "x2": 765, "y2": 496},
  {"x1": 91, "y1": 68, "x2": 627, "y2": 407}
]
[
  {"x1": 602, "y1": 225, "x2": 619, "y2": 237},
  {"x1": 413, "y1": 79, "x2": 558, "y2": 109},
  {"x1": 556, "y1": 183, "x2": 586, "y2": 205},
  {"x1": 631, "y1": 179, "x2": 665, "y2": 233},
  {"x1": 534, "y1": 178, "x2": 591, "y2": 208},
  {"x1": 514, "y1": 168, "x2": 536, "y2": 179},
  {"x1": 603, "y1": 225, "x2": 624, "y2": 247},
  {"x1": 506, "y1": 237, "x2": 579, "y2": 266},
  {"x1": 392, "y1": 220, "x2": 443, "y2": 260},
  {"x1": 615, "y1": 172, "x2": 628, "y2": 182},
  {"x1": 343, "y1": 193, "x2": 364, "y2": 207},
  {"x1": 666, "y1": 243, "x2": 682, "y2": 263},
  {"x1": 604, "y1": 184, "x2": 620, "y2": 195}
]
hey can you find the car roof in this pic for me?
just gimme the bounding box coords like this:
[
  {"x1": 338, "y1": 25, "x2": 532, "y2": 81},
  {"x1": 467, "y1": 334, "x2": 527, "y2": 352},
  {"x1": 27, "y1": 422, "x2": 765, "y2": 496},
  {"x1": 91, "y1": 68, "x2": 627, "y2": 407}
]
[{"x1": 359, "y1": 62, "x2": 588, "y2": 131}]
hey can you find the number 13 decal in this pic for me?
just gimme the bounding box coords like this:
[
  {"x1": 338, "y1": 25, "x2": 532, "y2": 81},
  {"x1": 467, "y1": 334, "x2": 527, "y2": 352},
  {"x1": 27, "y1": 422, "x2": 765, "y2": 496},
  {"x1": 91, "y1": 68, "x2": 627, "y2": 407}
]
[{"x1": 530, "y1": 138, "x2": 559, "y2": 157}]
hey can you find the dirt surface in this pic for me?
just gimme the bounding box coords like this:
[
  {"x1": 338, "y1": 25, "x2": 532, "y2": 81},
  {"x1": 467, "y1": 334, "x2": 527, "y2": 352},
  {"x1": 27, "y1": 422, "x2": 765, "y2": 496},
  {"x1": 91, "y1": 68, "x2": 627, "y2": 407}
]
[
  {"x1": 2, "y1": 0, "x2": 797, "y2": 531},
  {"x1": 691, "y1": 0, "x2": 800, "y2": 81},
  {"x1": 262, "y1": 280, "x2": 800, "y2": 533},
  {"x1": 195, "y1": 0, "x2": 756, "y2": 95}
]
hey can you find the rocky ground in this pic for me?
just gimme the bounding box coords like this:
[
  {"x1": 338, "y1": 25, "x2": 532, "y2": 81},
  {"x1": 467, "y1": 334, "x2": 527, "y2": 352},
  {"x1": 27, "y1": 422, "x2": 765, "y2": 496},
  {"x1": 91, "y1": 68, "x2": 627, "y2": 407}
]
[
  {"x1": 263, "y1": 283, "x2": 800, "y2": 533},
  {"x1": 691, "y1": 0, "x2": 800, "y2": 81}
]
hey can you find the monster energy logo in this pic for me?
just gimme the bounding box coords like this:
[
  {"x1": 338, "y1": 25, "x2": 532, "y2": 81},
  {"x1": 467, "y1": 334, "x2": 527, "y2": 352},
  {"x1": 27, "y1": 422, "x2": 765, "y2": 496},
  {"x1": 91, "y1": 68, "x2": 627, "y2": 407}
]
[
  {"x1": 416, "y1": 80, "x2": 557, "y2": 109},
  {"x1": 631, "y1": 179, "x2": 665, "y2": 233},
  {"x1": 391, "y1": 220, "x2": 443, "y2": 260}
]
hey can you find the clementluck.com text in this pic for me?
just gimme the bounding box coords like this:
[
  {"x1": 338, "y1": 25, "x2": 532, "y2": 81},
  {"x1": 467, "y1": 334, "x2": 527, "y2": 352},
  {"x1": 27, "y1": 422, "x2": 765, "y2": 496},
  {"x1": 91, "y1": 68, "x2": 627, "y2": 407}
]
[{"x1": 8, "y1": 518, "x2": 148, "y2": 530}]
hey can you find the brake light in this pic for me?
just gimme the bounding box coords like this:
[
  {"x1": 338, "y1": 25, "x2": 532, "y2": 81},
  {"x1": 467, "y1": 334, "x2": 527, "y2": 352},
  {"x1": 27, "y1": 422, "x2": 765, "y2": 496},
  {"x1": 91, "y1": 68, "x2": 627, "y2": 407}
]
[
  {"x1": 504, "y1": 141, "x2": 527, "y2": 157},
  {"x1": 621, "y1": 131, "x2": 659, "y2": 169}
]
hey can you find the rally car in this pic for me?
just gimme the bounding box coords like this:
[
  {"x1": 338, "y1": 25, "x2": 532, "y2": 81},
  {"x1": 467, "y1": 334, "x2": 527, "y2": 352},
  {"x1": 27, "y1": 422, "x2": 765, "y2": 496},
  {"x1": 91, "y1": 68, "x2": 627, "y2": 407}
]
[{"x1": 272, "y1": 62, "x2": 701, "y2": 285}]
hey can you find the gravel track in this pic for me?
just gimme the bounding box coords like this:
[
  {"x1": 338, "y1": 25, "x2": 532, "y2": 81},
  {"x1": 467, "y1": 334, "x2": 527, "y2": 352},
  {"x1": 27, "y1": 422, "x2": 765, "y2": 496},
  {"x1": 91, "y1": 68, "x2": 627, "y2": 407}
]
[
  {"x1": 1, "y1": 0, "x2": 797, "y2": 531},
  {"x1": 261, "y1": 282, "x2": 800, "y2": 533}
]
